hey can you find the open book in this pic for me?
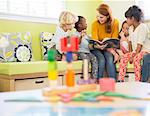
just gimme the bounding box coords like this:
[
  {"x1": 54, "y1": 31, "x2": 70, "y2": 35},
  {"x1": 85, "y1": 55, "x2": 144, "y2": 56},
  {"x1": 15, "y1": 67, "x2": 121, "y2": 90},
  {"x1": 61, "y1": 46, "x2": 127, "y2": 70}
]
[{"x1": 87, "y1": 38, "x2": 120, "y2": 49}]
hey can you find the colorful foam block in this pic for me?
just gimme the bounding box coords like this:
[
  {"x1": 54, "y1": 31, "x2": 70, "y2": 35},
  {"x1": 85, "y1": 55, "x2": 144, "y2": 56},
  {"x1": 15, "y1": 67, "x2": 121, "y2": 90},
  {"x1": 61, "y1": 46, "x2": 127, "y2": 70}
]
[
  {"x1": 72, "y1": 95, "x2": 97, "y2": 102},
  {"x1": 48, "y1": 61, "x2": 57, "y2": 70},
  {"x1": 66, "y1": 52, "x2": 73, "y2": 63},
  {"x1": 77, "y1": 78, "x2": 96, "y2": 85},
  {"x1": 61, "y1": 36, "x2": 79, "y2": 52},
  {"x1": 46, "y1": 96, "x2": 61, "y2": 102},
  {"x1": 89, "y1": 79, "x2": 96, "y2": 84},
  {"x1": 61, "y1": 97, "x2": 72, "y2": 102},
  {"x1": 86, "y1": 97, "x2": 97, "y2": 102},
  {"x1": 66, "y1": 69, "x2": 75, "y2": 87},
  {"x1": 72, "y1": 97, "x2": 84, "y2": 101},
  {"x1": 77, "y1": 79, "x2": 85, "y2": 85},
  {"x1": 81, "y1": 91, "x2": 104, "y2": 97},
  {"x1": 48, "y1": 70, "x2": 58, "y2": 80},
  {"x1": 43, "y1": 88, "x2": 69, "y2": 97},
  {"x1": 83, "y1": 59, "x2": 88, "y2": 80},
  {"x1": 96, "y1": 96, "x2": 114, "y2": 102},
  {"x1": 99, "y1": 78, "x2": 115, "y2": 92},
  {"x1": 103, "y1": 92, "x2": 138, "y2": 99},
  {"x1": 58, "y1": 93, "x2": 74, "y2": 98},
  {"x1": 66, "y1": 63, "x2": 73, "y2": 70},
  {"x1": 43, "y1": 84, "x2": 97, "y2": 97},
  {"x1": 48, "y1": 49, "x2": 57, "y2": 61},
  {"x1": 78, "y1": 84, "x2": 97, "y2": 92}
]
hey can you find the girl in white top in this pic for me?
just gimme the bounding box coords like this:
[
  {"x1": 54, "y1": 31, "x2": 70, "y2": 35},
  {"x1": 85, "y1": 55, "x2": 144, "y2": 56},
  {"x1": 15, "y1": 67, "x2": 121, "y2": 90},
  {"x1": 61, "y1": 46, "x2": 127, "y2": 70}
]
[
  {"x1": 51, "y1": 11, "x2": 77, "y2": 60},
  {"x1": 118, "y1": 5, "x2": 150, "y2": 82}
]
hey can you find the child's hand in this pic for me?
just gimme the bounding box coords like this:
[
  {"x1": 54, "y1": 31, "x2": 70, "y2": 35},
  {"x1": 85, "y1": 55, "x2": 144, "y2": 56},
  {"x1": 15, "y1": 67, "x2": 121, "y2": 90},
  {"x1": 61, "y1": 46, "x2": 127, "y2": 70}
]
[
  {"x1": 73, "y1": 53, "x2": 78, "y2": 60},
  {"x1": 120, "y1": 44, "x2": 128, "y2": 54},
  {"x1": 101, "y1": 43, "x2": 108, "y2": 50},
  {"x1": 81, "y1": 30, "x2": 86, "y2": 38},
  {"x1": 107, "y1": 48, "x2": 119, "y2": 63},
  {"x1": 116, "y1": 49, "x2": 124, "y2": 60},
  {"x1": 119, "y1": 31, "x2": 125, "y2": 38},
  {"x1": 129, "y1": 57, "x2": 133, "y2": 64},
  {"x1": 113, "y1": 53, "x2": 119, "y2": 63},
  {"x1": 88, "y1": 44, "x2": 94, "y2": 50},
  {"x1": 62, "y1": 54, "x2": 66, "y2": 61}
]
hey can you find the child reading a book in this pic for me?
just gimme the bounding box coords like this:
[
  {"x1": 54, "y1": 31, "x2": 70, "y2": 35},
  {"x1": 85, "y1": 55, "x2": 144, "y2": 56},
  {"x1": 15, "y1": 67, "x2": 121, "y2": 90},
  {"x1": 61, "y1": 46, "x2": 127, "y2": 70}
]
[
  {"x1": 51, "y1": 11, "x2": 77, "y2": 60},
  {"x1": 118, "y1": 5, "x2": 150, "y2": 82},
  {"x1": 119, "y1": 21, "x2": 129, "y2": 54},
  {"x1": 74, "y1": 16, "x2": 98, "y2": 79},
  {"x1": 110, "y1": 20, "x2": 130, "y2": 61}
]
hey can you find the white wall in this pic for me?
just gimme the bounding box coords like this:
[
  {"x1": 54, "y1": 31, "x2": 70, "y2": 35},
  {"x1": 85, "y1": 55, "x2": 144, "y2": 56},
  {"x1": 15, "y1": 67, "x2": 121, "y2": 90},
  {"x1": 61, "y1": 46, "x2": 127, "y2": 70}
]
[
  {"x1": 103, "y1": 0, "x2": 150, "y2": 36},
  {"x1": 103, "y1": 0, "x2": 135, "y2": 26}
]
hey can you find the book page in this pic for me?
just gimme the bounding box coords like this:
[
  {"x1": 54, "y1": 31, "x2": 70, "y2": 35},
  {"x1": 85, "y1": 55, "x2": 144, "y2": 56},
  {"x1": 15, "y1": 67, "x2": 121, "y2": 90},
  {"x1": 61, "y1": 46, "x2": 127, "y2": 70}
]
[{"x1": 102, "y1": 38, "x2": 118, "y2": 43}]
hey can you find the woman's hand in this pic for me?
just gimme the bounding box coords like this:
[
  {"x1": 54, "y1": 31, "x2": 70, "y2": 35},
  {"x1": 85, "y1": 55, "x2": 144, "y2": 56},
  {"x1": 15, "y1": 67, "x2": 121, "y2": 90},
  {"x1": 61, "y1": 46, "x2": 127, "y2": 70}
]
[{"x1": 94, "y1": 43, "x2": 108, "y2": 50}]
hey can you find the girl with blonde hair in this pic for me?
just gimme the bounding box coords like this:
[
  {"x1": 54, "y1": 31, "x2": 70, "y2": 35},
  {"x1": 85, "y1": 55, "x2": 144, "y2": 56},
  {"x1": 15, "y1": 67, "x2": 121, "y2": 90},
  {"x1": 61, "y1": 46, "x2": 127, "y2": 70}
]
[{"x1": 51, "y1": 11, "x2": 77, "y2": 60}]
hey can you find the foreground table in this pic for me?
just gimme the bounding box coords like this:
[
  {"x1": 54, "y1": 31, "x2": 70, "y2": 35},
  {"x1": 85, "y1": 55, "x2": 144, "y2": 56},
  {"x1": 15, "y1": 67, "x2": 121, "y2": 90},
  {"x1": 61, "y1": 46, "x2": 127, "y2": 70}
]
[{"x1": 0, "y1": 82, "x2": 150, "y2": 116}]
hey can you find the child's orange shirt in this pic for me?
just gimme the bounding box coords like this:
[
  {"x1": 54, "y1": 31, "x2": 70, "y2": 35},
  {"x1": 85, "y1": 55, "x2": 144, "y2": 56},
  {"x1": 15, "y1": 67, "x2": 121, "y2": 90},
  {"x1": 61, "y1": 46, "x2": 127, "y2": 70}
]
[{"x1": 91, "y1": 19, "x2": 119, "y2": 41}]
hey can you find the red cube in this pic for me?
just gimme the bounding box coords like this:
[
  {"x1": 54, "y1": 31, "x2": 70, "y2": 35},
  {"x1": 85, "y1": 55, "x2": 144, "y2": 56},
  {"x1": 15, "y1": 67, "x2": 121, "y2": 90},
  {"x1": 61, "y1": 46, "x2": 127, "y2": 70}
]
[
  {"x1": 61, "y1": 36, "x2": 79, "y2": 52},
  {"x1": 99, "y1": 78, "x2": 115, "y2": 92}
]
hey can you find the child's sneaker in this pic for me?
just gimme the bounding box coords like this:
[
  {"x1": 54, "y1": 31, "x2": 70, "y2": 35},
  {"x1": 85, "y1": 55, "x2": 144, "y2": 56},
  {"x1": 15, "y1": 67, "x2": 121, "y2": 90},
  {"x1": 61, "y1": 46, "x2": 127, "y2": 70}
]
[{"x1": 95, "y1": 78, "x2": 99, "y2": 84}]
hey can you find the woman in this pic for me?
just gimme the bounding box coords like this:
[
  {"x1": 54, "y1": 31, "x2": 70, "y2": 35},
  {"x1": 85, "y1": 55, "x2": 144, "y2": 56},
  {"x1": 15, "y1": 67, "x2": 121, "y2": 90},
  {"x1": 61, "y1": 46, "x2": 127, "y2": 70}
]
[{"x1": 91, "y1": 4, "x2": 119, "y2": 81}]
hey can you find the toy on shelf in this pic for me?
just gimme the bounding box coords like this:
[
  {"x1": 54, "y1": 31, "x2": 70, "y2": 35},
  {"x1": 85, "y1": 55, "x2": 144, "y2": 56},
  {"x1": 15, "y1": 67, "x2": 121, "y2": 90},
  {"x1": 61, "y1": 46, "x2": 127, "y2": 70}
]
[
  {"x1": 47, "y1": 49, "x2": 58, "y2": 88},
  {"x1": 61, "y1": 36, "x2": 79, "y2": 87}
]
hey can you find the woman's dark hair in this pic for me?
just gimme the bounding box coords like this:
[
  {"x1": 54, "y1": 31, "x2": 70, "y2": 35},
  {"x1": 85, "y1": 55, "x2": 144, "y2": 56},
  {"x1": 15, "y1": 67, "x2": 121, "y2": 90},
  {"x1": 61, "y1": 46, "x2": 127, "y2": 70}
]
[
  {"x1": 97, "y1": 4, "x2": 113, "y2": 33},
  {"x1": 74, "y1": 16, "x2": 84, "y2": 30},
  {"x1": 125, "y1": 5, "x2": 144, "y2": 22}
]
